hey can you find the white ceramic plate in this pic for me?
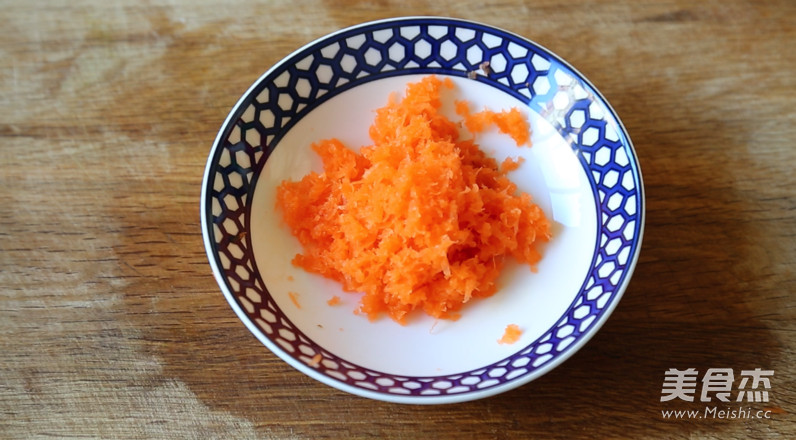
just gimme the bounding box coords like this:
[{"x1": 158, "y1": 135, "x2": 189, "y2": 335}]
[{"x1": 201, "y1": 17, "x2": 644, "y2": 404}]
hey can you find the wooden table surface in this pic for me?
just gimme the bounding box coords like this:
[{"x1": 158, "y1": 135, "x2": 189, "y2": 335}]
[{"x1": 1, "y1": 0, "x2": 794, "y2": 438}]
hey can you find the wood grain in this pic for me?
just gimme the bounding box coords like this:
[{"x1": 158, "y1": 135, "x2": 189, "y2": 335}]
[{"x1": 1, "y1": 0, "x2": 794, "y2": 438}]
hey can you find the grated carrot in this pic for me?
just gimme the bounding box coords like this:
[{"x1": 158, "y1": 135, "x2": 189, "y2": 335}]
[
  {"x1": 498, "y1": 324, "x2": 523, "y2": 344},
  {"x1": 288, "y1": 291, "x2": 301, "y2": 309},
  {"x1": 327, "y1": 295, "x2": 341, "y2": 306},
  {"x1": 500, "y1": 156, "x2": 525, "y2": 173},
  {"x1": 455, "y1": 101, "x2": 532, "y2": 147},
  {"x1": 308, "y1": 353, "x2": 322, "y2": 367},
  {"x1": 276, "y1": 75, "x2": 550, "y2": 324}
]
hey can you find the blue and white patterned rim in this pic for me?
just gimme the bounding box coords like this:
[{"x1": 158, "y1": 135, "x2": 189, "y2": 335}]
[{"x1": 201, "y1": 17, "x2": 644, "y2": 404}]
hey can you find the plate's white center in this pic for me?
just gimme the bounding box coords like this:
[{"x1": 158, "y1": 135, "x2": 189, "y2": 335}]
[{"x1": 251, "y1": 75, "x2": 597, "y2": 377}]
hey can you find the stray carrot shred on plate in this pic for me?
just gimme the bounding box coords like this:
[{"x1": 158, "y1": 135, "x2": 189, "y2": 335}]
[
  {"x1": 455, "y1": 100, "x2": 532, "y2": 147},
  {"x1": 327, "y1": 295, "x2": 341, "y2": 306},
  {"x1": 288, "y1": 291, "x2": 301, "y2": 309},
  {"x1": 276, "y1": 75, "x2": 551, "y2": 324},
  {"x1": 308, "y1": 353, "x2": 322, "y2": 367},
  {"x1": 498, "y1": 324, "x2": 523, "y2": 344},
  {"x1": 500, "y1": 156, "x2": 525, "y2": 173}
]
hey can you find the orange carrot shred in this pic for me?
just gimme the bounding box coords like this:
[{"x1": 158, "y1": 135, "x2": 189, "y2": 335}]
[
  {"x1": 456, "y1": 100, "x2": 532, "y2": 147},
  {"x1": 327, "y1": 295, "x2": 341, "y2": 306},
  {"x1": 500, "y1": 156, "x2": 525, "y2": 172},
  {"x1": 275, "y1": 75, "x2": 550, "y2": 324},
  {"x1": 288, "y1": 291, "x2": 301, "y2": 309},
  {"x1": 498, "y1": 324, "x2": 523, "y2": 344},
  {"x1": 309, "y1": 353, "x2": 322, "y2": 367}
]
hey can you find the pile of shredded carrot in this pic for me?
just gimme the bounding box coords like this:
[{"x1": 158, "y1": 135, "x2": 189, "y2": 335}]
[{"x1": 275, "y1": 75, "x2": 551, "y2": 324}]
